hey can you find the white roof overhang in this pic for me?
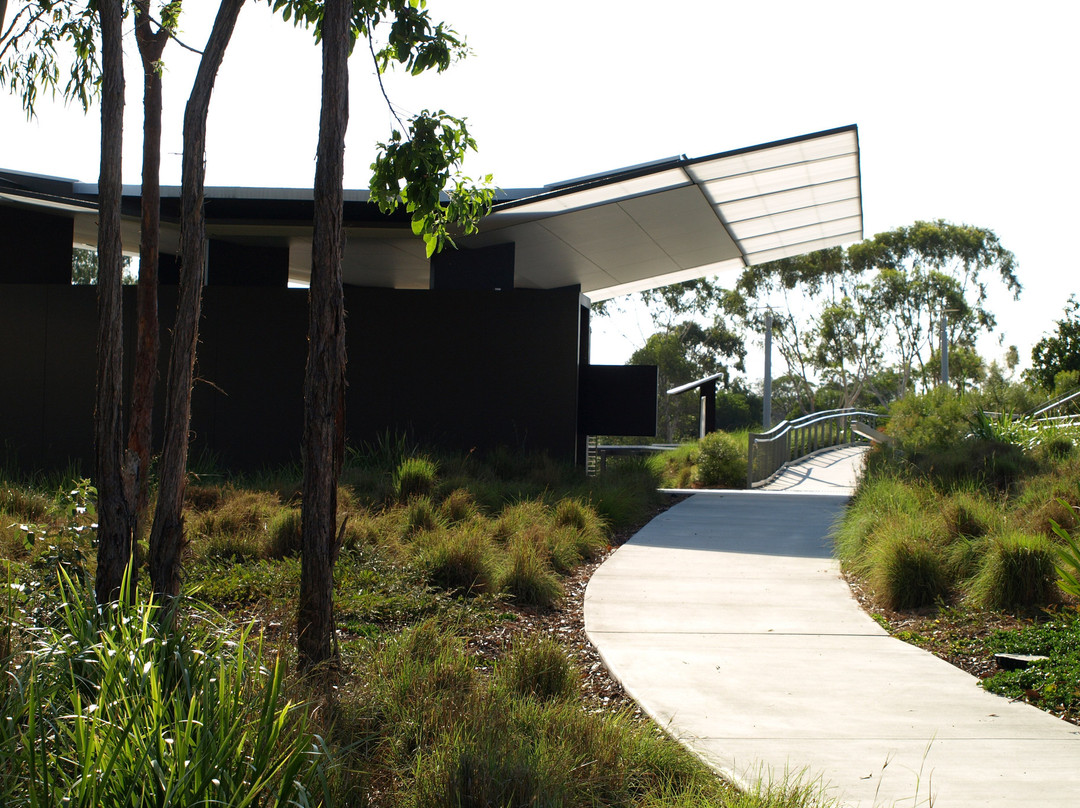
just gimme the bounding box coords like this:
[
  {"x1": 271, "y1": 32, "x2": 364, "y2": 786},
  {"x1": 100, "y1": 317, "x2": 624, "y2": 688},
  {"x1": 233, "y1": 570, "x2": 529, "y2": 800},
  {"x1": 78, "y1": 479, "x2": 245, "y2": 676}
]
[{"x1": 471, "y1": 124, "x2": 862, "y2": 301}]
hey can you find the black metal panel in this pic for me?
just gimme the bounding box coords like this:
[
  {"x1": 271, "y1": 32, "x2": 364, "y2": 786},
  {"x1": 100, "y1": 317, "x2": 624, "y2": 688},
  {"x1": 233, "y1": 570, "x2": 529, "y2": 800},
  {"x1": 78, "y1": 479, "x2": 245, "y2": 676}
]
[
  {"x1": 430, "y1": 242, "x2": 515, "y2": 291},
  {"x1": 208, "y1": 239, "x2": 289, "y2": 286},
  {"x1": 0, "y1": 206, "x2": 74, "y2": 284},
  {"x1": 0, "y1": 283, "x2": 584, "y2": 471},
  {"x1": 579, "y1": 365, "x2": 658, "y2": 437}
]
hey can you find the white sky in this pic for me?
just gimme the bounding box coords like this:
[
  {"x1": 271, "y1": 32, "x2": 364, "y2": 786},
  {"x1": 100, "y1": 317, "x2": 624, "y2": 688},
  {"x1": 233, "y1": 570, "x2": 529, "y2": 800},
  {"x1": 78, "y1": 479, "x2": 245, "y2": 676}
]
[{"x1": 4, "y1": 0, "x2": 1076, "y2": 380}]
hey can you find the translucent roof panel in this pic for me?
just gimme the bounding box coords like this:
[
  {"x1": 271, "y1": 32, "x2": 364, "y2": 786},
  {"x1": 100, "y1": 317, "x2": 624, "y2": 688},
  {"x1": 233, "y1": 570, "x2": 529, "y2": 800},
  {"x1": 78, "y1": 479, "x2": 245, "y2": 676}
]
[{"x1": 477, "y1": 126, "x2": 862, "y2": 297}]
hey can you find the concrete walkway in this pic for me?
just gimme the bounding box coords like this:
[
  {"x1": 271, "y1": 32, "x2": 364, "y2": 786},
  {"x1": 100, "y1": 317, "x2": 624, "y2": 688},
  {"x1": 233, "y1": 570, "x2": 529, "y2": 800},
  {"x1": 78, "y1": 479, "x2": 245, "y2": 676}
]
[{"x1": 585, "y1": 445, "x2": 1080, "y2": 806}]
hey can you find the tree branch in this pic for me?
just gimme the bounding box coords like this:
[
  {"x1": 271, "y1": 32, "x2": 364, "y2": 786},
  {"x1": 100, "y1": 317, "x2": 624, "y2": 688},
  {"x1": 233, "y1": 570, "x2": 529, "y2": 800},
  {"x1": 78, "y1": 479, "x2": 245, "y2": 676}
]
[
  {"x1": 367, "y1": 16, "x2": 405, "y2": 131},
  {"x1": 0, "y1": 4, "x2": 47, "y2": 62}
]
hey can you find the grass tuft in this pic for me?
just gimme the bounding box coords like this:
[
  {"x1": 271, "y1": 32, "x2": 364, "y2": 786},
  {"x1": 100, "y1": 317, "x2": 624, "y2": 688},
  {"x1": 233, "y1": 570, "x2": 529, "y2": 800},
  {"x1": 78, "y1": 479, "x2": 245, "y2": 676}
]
[
  {"x1": 501, "y1": 539, "x2": 563, "y2": 608},
  {"x1": 394, "y1": 456, "x2": 438, "y2": 501},
  {"x1": 498, "y1": 635, "x2": 578, "y2": 702},
  {"x1": 970, "y1": 532, "x2": 1058, "y2": 609}
]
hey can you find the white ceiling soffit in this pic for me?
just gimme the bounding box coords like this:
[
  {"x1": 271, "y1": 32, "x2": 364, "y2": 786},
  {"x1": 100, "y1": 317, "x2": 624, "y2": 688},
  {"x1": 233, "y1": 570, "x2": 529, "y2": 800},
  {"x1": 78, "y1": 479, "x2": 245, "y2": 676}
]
[{"x1": 476, "y1": 125, "x2": 862, "y2": 301}]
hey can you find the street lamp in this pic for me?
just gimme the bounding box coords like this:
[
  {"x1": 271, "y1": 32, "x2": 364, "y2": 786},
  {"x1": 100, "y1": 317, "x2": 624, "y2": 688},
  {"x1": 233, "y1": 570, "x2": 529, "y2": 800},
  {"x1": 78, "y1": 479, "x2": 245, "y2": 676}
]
[
  {"x1": 940, "y1": 306, "x2": 958, "y2": 386},
  {"x1": 763, "y1": 309, "x2": 773, "y2": 430}
]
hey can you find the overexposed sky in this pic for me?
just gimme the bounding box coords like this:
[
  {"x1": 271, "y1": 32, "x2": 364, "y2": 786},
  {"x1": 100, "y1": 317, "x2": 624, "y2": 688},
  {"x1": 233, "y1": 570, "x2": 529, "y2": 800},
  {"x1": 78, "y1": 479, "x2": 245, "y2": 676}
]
[{"x1": 3, "y1": 0, "x2": 1076, "y2": 375}]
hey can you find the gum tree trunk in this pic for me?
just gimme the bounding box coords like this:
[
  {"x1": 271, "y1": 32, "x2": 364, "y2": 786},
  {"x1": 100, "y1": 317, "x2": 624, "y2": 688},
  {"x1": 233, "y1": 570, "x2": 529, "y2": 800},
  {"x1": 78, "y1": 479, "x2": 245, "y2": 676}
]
[
  {"x1": 298, "y1": 0, "x2": 350, "y2": 671},
  {"x1": 128, "y1": 0, "x2": 170, "y2": 542},
  {"x1": 93, "y1": 0, "x2": 133, "y2": 604},
  {"x1": 149, "y1": 0, "x2": 245, "y2": 602}
]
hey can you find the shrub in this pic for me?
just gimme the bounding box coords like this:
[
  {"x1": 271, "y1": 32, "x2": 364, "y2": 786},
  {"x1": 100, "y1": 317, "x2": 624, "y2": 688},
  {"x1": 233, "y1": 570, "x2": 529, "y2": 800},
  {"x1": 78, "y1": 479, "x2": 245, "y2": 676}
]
[
  {"x1": 870, "y1": 532, "x2": 949, "y2": 610},
  {"x1": 394, "y1": 456, "x2": 438, "y2": 501},
  {"x1": 498, "y1": 636, "x2": 578, "y2": 702},
  {"x1": 886, "y1": 388, "x2": 973, "y2": 452},
  {"x1": 694, "y1": 431, "x2": 745, "y2": 488},
  {"x1": 501, "y1": 540, "x2": 563, "y2": 608},
  {"x1": 970, "y1": 532, "x2": 1058, "y2": 609}
]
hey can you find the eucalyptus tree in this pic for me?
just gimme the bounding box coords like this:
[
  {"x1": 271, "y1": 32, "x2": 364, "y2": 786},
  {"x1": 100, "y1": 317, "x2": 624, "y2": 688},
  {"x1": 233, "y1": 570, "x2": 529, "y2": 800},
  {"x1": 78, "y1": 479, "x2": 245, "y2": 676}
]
[
  {"x1": 614, "y1": 221, "x2": 1019, "y2": 414},
  {"x1": 1, "y1": 0, "x2": 134, "y2": 600},
  {"x1": 148, "y1": 0, "x2": 246, "y2": 605},
  {"x1": 2, "y1": 1, "x2": 247, "y2": 604},
  {"x1": 269, "y1": 0, "x2": 493, "y2": 670}
]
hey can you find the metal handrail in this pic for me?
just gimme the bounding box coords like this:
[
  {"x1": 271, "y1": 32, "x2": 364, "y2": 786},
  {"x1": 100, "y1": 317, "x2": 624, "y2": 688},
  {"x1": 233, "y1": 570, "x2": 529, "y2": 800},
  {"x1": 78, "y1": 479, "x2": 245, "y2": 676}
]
[
  {"x1": 747, "y1": 408, "x2": 884, "y2": 488},
  {"x1": 1029, "y1": 388, "x2": 1080, "y2": 419}
]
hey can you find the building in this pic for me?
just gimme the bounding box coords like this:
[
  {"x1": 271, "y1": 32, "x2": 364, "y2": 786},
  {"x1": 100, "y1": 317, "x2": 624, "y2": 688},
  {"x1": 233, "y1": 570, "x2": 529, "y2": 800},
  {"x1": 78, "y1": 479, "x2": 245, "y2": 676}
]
[{"x1": 0, "y1": 125, "x2": 862, "y2": 470}]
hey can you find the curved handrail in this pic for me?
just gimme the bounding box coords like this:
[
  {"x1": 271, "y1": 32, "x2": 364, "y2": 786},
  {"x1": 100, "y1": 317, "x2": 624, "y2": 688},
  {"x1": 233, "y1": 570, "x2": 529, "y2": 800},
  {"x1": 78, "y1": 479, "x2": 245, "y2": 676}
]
[{"x1": 747, "y1": 408, "x2": 884, "y2": 488}]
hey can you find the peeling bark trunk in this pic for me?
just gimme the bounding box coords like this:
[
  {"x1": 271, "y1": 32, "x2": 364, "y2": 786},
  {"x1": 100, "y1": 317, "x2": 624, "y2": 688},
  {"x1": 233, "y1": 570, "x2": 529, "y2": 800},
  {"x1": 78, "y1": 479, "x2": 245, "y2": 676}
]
[
  {"x1": 93, "y1": 0, "x2": 133, "y2": 605},
  {"x1": 298, "y1": 0, "x2": 350, "y2": 672},
  {"x1": 149, "y1": 0, "x2": 245, "y2": 602},
  {"x1": 128, "y1": 0, "x2": 169, "y2": 543}
]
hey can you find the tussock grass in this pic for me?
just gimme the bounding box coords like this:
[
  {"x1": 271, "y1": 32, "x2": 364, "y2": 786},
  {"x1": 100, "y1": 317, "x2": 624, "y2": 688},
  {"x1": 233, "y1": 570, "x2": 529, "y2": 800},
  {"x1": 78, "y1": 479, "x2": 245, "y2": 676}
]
[
  {"x1": 970, "y1": 532, "x2": 1059, "y2": 609},
  {"x1": 265, "y1": 507, "x2": 302, "y2": 558},
  {"x1": 403, "y1": 495, "x2": 445, "y2": 536},
  {"x1": 418, "y1": 524, "x2": 500, "y2": 596},
  {"x1": 498, "y1": 636, "x2": 578, "y2": 701},
  {"x1": 439, "y1": 487, "x2": 479, "y2": 524},
  {"x1": 501, "y1": 538, "x2": 563, "y2": 608},
  {"x1": 393, "y1": 456, "x2": 439, "y2": 501},
  {"x1": 869, "y1": 528, "x2": 949, "y2": 610}
]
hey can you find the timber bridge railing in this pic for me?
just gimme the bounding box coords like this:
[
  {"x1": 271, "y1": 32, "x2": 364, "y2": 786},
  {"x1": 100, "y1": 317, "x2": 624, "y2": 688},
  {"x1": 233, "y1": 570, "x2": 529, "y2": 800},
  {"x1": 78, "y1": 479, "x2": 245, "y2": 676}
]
[{"x1": 747, "y1": 408, "x2": 885, "y2": 488}]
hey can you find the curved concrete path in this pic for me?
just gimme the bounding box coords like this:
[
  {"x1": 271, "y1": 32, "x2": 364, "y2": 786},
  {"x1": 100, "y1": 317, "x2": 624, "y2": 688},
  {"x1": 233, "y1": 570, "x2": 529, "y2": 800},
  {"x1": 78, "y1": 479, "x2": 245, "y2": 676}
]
[{"x1": 585, "y1": 446, "x2": 1080, "y2": 806}]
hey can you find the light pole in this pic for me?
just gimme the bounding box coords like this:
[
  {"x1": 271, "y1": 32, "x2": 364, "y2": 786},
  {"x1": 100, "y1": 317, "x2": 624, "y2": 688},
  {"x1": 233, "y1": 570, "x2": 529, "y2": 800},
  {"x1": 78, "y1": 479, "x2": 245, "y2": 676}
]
[
  {"x1": 940, "y1": 306, "x2": 957, "y2": 387},
  {"x1": 763, "y1": 309, "x2": 773, "y2": 430}
]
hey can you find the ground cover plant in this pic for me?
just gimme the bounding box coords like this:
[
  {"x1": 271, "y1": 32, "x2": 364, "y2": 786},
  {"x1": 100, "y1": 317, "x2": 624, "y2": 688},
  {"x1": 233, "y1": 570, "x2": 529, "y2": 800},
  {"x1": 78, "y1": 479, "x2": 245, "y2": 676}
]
[
  {"x1": 0, "y1": 445, "x2": 836, "y2": 807},
  {"x1": 837, "y1": 389, "x2": 1080, "y2": 722}
]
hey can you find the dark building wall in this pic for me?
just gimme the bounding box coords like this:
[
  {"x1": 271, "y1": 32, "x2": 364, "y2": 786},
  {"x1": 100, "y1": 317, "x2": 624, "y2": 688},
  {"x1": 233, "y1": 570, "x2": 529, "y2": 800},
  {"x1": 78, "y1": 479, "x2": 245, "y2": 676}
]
[
  {"x1": 0, "y1": 284, "x2": 583, "y2": 471},
  {"x1": 0, "y1": 207, "x2": 74, "y2": 284}
]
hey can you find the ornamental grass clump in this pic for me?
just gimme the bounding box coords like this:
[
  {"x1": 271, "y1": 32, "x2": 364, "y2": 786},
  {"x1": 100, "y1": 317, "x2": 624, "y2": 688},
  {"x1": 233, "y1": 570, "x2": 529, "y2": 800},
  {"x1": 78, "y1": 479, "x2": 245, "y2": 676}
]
[
  {"x1": 419, "y1": 524, "x2": 499, "y2": 596},
  {"x1": 501, "y1": 539, "x2": 563, "y2": 608},
  {"x1": 393, "y1": 456, "x2": 438, "y2": 501},
  {"x1": 870, "y1": 530, "x2": 949, "y2": 610},
  {"x1": 498, "y1": 636, "x2": 578, "y2": 702},
  {"x1": 970, "y1": 532, "x2": 1058, "y2": 609},
  {"x1": 264, "y1": 506, "x2": 302, "y2": 558}
]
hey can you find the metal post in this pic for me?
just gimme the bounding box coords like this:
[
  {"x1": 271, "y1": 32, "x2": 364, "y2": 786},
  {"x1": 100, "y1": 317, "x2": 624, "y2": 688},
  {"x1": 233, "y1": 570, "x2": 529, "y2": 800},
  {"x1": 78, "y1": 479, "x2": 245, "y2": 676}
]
[
  {"x1": 940, "y1": 306, "x2": 949, "y2": 386},
  {"x1": 763, "y1": 310, "x2": 773, "y2": 430}
]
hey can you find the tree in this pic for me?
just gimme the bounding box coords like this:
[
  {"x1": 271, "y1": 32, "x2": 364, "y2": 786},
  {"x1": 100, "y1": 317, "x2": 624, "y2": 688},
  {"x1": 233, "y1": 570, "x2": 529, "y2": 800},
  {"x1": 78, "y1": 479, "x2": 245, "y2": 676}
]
[
  {"x1": 627, "y1": 221, "x2": 1019, "y2": 414},
  {"x1": 851, "y1": 220, "x2": 1019, "y2": 394},
  {"x1": 91, "y1": 0, "x2": 131, "y2": 603},
  {"x1": 2, "y1": 1, "x2": 189, "y2": 602},
  {"x1": 273, "y1": 0, "x2": 493, "y2": 671},
  {"x1": 71, "y1": 247, "x2": 135, "y2": 284},
  {"x1": 1027, "y1": 296, "x2": 1080, "y2": 392},
  {"x1": 148, "y1": 0, "x2": 246, "y2": 603},
  {"x1": 129, "y1": 1, "x2": 182, "y2": 543},
  {"x1": 2, "y1": 0, "x2": 131, "y2": 602},
  {"x1": 629, "y1": 320, "x2": 744, "y2": 442}
]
